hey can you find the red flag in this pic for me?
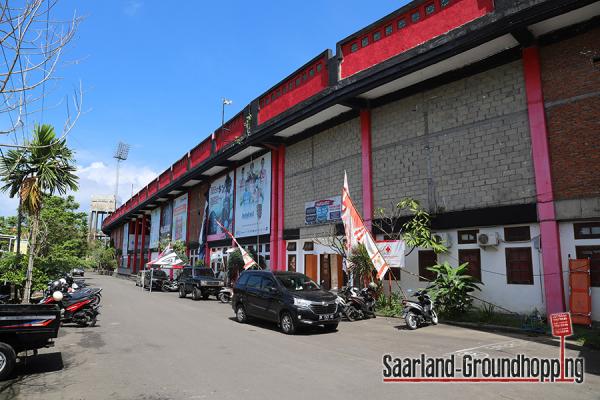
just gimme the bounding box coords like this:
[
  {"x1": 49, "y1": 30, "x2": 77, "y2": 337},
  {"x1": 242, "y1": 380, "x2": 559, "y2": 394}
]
[
  {"x1": 341, "y1": 171, "x2": 390, "y2": 281},
  {"x1": 215, "y1": 219, "x2": 257, "y2": 270}
]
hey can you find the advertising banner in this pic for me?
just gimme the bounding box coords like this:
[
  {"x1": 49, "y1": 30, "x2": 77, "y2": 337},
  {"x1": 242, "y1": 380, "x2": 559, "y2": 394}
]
[
  {"x1": 305, "y1": 196, "x2": 341, "y2": 225},
  {"x1": 376, "y1": 240, "x2": 406, "y2": 269},
  {"x1": 129, "y1": 234, "x2": 136, "y2": 251},
  {"x1": 171, "y1": 193, "x2": 188, "y2": 242},
  {"x1": 149, "y1": 208, "x2": 161, "y2": 249},
  {"x1": 122, "y1": 223, "x2": 129, "y2": 254},
  {"x1": 234, "y1": 153, "x2": 271, "y2": 237},
  {"x1": 207, "y1": 172, "x2": 234, "y2": 241},
  {"x1": 159, "y1": 201, "x2": 173, "y2": 241}
]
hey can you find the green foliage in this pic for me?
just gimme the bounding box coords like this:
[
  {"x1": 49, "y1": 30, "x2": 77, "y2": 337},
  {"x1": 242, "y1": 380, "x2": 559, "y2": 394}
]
[
  {"x1": 227, "y1": 247, "x2": 265, "y2": 279},
  {"x1": 88, "y1": 240, "x2": 117, "y2": 271},
  {"x1": 477, "y1": 303, "x2": 497, "y2": 323},
  {"x1": 171, "y1": 240, "x2": 189, "y2": 265},
  {"x1": 0, "y1": 253, "x2": 49, "y2": 293},
  {"x1": 348, "y1": 243, "x2": 375, "y2": 285},
  {"x1": 427, "y1": 261, "x2": 481, "y2": 317},
  {"x1": 375, "y1": 292, "x2": 404, "y2": 317}
]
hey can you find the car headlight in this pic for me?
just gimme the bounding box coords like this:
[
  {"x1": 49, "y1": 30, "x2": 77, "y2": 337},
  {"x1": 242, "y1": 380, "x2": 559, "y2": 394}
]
[
  {"x1": 200, "y1": 281, "x2": 207, "y2": 286},
  {"x1": 218, "y1": 281, "x2": 224, "y2": 286},
  {"x1": 293, "y1": 298, "x2": 312, "y2": 308}
]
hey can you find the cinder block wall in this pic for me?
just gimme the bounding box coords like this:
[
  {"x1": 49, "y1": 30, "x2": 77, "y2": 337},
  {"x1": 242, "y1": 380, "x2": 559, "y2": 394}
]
[
  {"x1": 371, "y1": 60, "x2": 536, "y2": 213},
  {"x1": 284, "y1": 118, "x2": 363, "y2": 231}
]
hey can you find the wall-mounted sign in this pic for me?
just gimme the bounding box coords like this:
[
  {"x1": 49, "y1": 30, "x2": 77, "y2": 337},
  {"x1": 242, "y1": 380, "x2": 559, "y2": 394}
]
[
  {"x1": 207, "y1": 172, "x2": 234, "y2": 241},
  {"x1": 160, "y1": 201, "x2": 173, "y2": 240},
  {"x1": 234, "y1": 153, "x2": 271, "y2": 237},
  {"x1": 149, "y1": 208, "x2": 161, "y2": 249},
  {"x1": 172, "y1": 194, "x2": 188, "y2": 242},
  {"x1": 122, "y1": 223, "x2": 129, "y2": 255},
  {"x1": 305, "y1": 196, "x2": 341, "y2": 225},
  {"x1": 376, "y1": 240, "x2": 406, "y2": 269}
]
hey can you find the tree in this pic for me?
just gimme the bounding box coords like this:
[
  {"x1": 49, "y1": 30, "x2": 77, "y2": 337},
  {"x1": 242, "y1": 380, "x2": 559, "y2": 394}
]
[
  {"x1": 0, "y1": 124, "x2": 78, "y2": 303},
  {"x1": 227, "y1": 247, "x2": 264, "y2": 282},
  {"x1": 427, "y1": 262, "x2": 481, "y2": 317},
  {"x1": 88, "y1": 240, "x2": 117, "y2": 272}
]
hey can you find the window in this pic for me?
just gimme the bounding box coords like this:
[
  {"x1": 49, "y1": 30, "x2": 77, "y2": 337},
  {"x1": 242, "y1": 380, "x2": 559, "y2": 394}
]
[
  {"x1": 411, "y1": 12, "x2": 420, "y2": 22},
  {"x1": 397, "y1": 19, "x2": 406, "y2": 29},
  {"x1": 361, "y1": 37, "x2": 369, "y2": 47},
  {"x1": 373, "y1": 31, "x2": 381, "y2": 42},
  {"x1": 504, "y1": 226, "x2": 531, "y2": 242},
  {"x1": 385, "y1": 25, "x2": 393, "y2": 36},
  {"x1": 418, "y1": 250, "x2": 437, "y2": 281},
  {"x1": 260, "y1": 277, "x2": 276, "y2": 290},
  {"x1": 288, "y1": 254, "x2": 297, "y2": 272},
  {"x1": 303, "y1": 241, "x2": 314, "y2": 251},
  {"x1": 351, "y1": 43, "x2": 359, "y2": 53},
  {"x1": 574, "y1": 222, "x2": 600, "y2": 239},
  {"x1": 302, "y1": 73, "x2": 307, "y2": 82},
  {"x1": 441, "y1": 0, "x2": 450, "y2": 7},
  {"x1": 296, "y1": 77, "x2": 301, "y2": 86},
  {"x1": 459, "y1": 249, "x2": 481, "y2": 282},
  {"x1": 458, "y1": 229, "x2": 479, "y2": 244},
  {"x1": 576, "y1": 246, "x2": 600, "y2": 286},
  {"x1": 265, "y1": 97, "x2": 270, "y2": 105},
  {"x1": 316, "y1": 63, "x2": 322, "y2": 73},
  {"x1": 282, "y1": 86, "x2": 287, "y2": 94},
  {"x1": 383, "y1": 267, "x2": 401, "y2": 281},
  {"x1": 287, "y1": 242, "x2": 297, "y2": 251},
  {"x1": 246, "y1": 275, "x2": 262, "y2": 289},
  {"x1": 288, "y1": 82, "x2": 293, "y2": 91},
  {"x1": 309, "y1": 68, "x2": 314, "y2": 77},
  {"x1": 237, "y1": 272, "x2": 250, "y2": 286},
  {"x1": 505, "y1": 248, "x2": 533, "y2": 284},
  {"x1": 425, "y1": 3, "x2": 435, "y2": 15}
]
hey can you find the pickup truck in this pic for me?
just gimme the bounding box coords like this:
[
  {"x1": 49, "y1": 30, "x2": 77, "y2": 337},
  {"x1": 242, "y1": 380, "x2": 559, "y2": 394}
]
[
  {"x1": 0, "y1": 304, "x2": 61, "y2": 380},
  {"x1": 178, "y1": 267, "x2": 224, "y2": 300}
]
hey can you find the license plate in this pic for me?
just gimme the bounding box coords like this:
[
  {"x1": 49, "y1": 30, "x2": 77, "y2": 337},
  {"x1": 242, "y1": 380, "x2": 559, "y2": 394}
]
[{"x1": 319, "y1": 314, "x2": 335, "y2": 321}]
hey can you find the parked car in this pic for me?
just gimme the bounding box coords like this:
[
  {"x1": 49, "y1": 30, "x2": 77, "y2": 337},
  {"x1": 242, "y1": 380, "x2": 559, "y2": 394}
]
[
  {"x1": 232, "y1": 270, "x2": 340, "y2": 334},
  {"x1": 143, "y1": 269, "x2": 168, "y2": 291},
  {"x1": 71, "y1": 268, "x2": 85, "y2": 277},
  {"x1": 178, "y1": 267, "x2": 224, "y2": 300},
  {"x1": 0, "y1": 304, "x2": 61, "y2": 380}
]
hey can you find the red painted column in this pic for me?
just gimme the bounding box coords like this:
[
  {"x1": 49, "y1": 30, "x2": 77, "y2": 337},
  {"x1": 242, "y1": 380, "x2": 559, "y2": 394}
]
[
  {"x1": 277, "y1": 145, "x2": 286, "y2": 270},
  {"x1": 139, "y1": 215, "x2": 147, "y2": 271},
  {"x1": 132, "y1": 219, "x2": 139, "y2": 273},
  {"x1": 360, "y1": 109, "x2": 373, "y2": 231},
  {"x1": 522, "y1": 47, "x2": 565, "y2": 315},
  {"x1": 270, "y1": 148, "x2": 279, "y2": 270}
]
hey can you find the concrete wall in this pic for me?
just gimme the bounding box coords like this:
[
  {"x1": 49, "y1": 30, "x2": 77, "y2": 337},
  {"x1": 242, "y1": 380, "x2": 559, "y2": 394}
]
[
  {"x1": 284, "y1": 117, "x2": 363, "y2": 234},
  {"x1": 371, "y1": 60, "x2": 536, "y2": 213}
]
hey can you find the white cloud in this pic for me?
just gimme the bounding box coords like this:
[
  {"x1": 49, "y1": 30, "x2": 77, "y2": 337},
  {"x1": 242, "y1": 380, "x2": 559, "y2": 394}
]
[
  {"x1": 0, "y1": 195, "x2": 18, "y2": 217},
  {"x1": 124, "y1": 0, "x2": 143, "y2": 16}
]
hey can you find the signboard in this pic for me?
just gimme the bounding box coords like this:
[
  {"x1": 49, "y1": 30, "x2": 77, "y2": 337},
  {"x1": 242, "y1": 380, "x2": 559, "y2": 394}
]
[
  {"x1": 550, "y1": 313, "x2": 573, "y2": 337},
  {"x1": 149, "y1": 208, "x2": 161, "y2": 249},
  {"x1": 171, "y1": 193, "x2": 188, "y2": 242},
  {"x1": 376, "y1": 240, "x2": 406, "y2": 269},
  {"x1": 160, "y1": 201, "x2": 173, "y2": 240},
  {"x1": 305, "y1": 196, "x2": 341, "y2": 225},
  {"x1": 234, "y1": 153, "x2": 271, "y2": 237},
  {"x1": 207, "y1": 172, "x2": 234, "y2": 241}
]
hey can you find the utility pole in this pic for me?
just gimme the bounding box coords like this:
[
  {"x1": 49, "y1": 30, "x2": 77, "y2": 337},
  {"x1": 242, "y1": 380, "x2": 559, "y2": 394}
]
[{"x1": 113, "y1": 142, "x2": 130, "y2": 204}]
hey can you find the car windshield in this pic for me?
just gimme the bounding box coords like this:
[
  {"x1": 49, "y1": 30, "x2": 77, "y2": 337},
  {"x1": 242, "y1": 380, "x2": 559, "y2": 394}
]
[
  {"x1": 276, "y1": 274, "x2": 319, "y2": 291},
  {"x1": 194, "y1": 268, "x2": 214, "y2": 277},
  {"x1": 150, "y1": 270, "x2": 167, "y2": 278}
]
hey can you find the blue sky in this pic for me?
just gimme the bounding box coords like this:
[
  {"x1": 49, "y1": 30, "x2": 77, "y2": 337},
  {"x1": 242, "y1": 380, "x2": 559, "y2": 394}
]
[{"x1": 0, "y1": 0, "x2": 410, "y2": 215}]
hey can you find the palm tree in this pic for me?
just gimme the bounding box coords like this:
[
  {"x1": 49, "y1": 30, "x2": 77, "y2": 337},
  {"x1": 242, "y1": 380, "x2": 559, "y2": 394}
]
[{"x1": 0, "y1": 125, "x2": 78, "y2": 302}]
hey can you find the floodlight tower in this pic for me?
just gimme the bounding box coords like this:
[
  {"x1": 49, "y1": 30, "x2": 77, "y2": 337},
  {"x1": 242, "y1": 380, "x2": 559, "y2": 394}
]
[{"x1": 113, "y1": 141, "x2": 130, "y2": 202}]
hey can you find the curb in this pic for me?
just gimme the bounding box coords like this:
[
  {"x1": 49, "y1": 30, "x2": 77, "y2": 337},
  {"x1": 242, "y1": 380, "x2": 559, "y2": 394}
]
[{"x1": 441, "y1": 320, "x2": 544, "y2": 335}]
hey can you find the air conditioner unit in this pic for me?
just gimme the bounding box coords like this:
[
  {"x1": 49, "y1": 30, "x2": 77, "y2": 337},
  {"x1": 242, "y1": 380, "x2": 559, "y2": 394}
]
[
  {"x1": 433, "y1": 233, "x2": 452, "y2": 248},
  {"x1": 477, "y1": 232, "x2": 499, "y2": 247}
]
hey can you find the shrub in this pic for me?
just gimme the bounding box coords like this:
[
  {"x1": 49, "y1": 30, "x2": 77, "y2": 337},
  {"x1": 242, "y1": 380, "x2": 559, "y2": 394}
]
[{"x1": 427, "y1": 261, "x2": 481, "y2": 317}]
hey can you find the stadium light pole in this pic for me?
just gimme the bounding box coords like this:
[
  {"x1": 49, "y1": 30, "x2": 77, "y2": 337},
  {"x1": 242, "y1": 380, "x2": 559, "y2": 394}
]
[{"x1": 114, "y1": 142, "x2": 130, "y2": 204}]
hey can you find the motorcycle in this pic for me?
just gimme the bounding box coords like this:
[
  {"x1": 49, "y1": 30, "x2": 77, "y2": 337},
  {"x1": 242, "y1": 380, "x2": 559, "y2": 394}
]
[
  {"x1": 218, "y1": 287, "x2": 233, "y2": 303},
  {"x1": 402, "y1": 289, "x2": 438, "y2": 330},
  {"x1": 40, "y1": 280, "x2": 102, "y2": 327},
  {"x1": 336, "y1": 283, "x2": 377, "y2": 321},
  {"x1": 162, "y1": 279, "x2": 179, "y2": 292}
]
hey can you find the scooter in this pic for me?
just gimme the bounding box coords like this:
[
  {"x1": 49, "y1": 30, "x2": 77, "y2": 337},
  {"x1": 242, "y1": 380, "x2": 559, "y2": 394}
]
[
  {"x1": 402, "y1": 289, "x2": 438, "y2": 330},
  {"x1": 336, "y1": 284, "x2": 377, "y2": 321},
  {"x1": 218, "y1": 287, "x2": 233, "y2": 303},
  {"x1": 40, "y1": 289, "x2": 101, "y2": 327},
  {"x1": 162, "y1": 279, "x2": 179, "y2": 292}
]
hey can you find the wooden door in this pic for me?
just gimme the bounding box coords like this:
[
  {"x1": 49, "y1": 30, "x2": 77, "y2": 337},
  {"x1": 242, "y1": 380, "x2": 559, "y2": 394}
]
[
  {"x1": 320, "y1": 255, "x2": 331, "y2": 289},
  {"x1": 336, "y1": 256, "x2": 344, "y2": 289},
  {"x1": 305, "y1": 254, "x2": 318, "y2": 282}
]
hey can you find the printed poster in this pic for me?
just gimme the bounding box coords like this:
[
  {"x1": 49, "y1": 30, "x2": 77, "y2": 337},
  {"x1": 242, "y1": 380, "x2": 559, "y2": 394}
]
[
  {"x1": 159, "y1": 201, "x2": 173, "y2": 241},
  {"x1": 171, "y1": 194, "x2": 188, "y2": 242},
  {"x1": 207, "y1": 172, "x2": 234, "y2": 241},
  {"x1": 149, "y1": 207, "x2": 161, "y2": 249},
  {"x1": 305, "y1": 196, "x2": 341, "y2": 225},
  {"x1": 234, "y1": 153, "x2": 271, "y2": 237}
]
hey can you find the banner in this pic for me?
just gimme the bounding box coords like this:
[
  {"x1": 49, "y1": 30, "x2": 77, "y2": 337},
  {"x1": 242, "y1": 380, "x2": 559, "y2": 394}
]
[
  {"x1": 342, "y1": 172, "x2": 390, "y2": 281},
  {"x1": 234, "y1": 153, "x2": 271, "y2": 237},
  {"x1": 305, "y1": 196, "x2": 341, "y2": 225},
  {"x1": 207, "y1": 172, "x2": 234, "y2": 241},
  {"x1": 159, "y1": 201, "x2": 173, "y2": 240},
  {"x1": 171, "y1": 193, "x2": 188, "y2": 242},
  {"x1": 149, "y1": 208, "x2": 160, "y2": 249},
  {"x1": 216, "y1": 219, "x2": 257, "y2": 270},
  {"x1": 122, "y1": 223, "x2": 129, "y2": 255},
  {"x1": 198, "y1": 192, "x2": 209, "y2": 262},
  {"x1": 376, "y1": 240, "x2": 406, "y2": 269}
]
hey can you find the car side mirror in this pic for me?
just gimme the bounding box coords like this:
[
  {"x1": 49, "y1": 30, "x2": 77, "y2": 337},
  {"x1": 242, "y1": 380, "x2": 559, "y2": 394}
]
[{"x1": 268, "y1": 287, "x2": 279, "y2": 294}]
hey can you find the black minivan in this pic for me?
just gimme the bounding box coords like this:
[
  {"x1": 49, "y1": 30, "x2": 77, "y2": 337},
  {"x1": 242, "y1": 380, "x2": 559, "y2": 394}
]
[{"x1": 232, "y1": 270, "x2": 340, "y2": 334}]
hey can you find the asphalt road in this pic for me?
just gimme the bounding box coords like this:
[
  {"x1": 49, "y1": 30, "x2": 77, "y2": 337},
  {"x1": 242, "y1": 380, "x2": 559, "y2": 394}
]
[{"x1": 2, "y1": 273, "x2": 599, "y2": 400}]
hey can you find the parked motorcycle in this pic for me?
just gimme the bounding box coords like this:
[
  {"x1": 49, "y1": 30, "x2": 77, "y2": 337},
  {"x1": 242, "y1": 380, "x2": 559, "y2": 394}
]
[
  {"x1": 162, "y1": 279, "x2": 179, "y2": 292},
  {"x1": 218, "y1": 287, "x2": 233, "y2": 303},
  {"x1": 40, "y1": 287, "x2": 101, "y2": 327},
  {"x1": 402, "y1": 289, "x2": 438, "y2": 330},
  {"x1": 336, "y1": 283, "x2": 377, "y2": 321}
]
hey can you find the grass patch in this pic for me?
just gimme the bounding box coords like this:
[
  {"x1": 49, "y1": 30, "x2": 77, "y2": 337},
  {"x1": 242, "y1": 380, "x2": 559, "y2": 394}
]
[{"x1": 572, "y1": 325, "x2": 600, "y2": 350}]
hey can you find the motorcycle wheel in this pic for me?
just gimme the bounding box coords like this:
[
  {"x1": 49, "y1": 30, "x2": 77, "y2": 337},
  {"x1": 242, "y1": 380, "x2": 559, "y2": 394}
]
[
  {"x1": 345, "y1": 305, "x2": 359, "y2": 322},
  {"x1": 218, "y1": 293, "x2": 229, "y2": 303},
  {"x1": 405, "y1": 311, "x2": 418, "y2": 330},
  {"x1": 430, "y1": 310, "x2": 439, "y2": 325}
]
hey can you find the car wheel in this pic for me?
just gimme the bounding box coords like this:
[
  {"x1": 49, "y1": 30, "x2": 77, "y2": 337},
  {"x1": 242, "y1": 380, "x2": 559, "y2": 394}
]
[
  {"x1": 405, "y1": 311, "x2": 418, "y2": 330},
  {"x1": 323, "y1": 323, "x2": 338, "y2": 332},
  {"x1": 430, "y1": 310, "x2": 439, "y2": 325},
  {"x1": 236, "y1": 304, "x2": 247, "y2": 323},
  {"x1": 280, "y1": 312, "x2": 296, "y2": 335},
  {"x1": 178, "y1": 286, "x2": 186, "y2": 298},
  {"x1": 0, "y1": 343, "x2": 16, "y2": 381},
  {"x1": 192, "y1": 287, "x2": 202, "y2": 301}
]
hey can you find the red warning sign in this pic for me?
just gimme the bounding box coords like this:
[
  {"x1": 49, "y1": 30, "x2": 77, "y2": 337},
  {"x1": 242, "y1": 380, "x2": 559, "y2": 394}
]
[{"x1": 550, "y1": 313, "x2": 573, "y2": 337}]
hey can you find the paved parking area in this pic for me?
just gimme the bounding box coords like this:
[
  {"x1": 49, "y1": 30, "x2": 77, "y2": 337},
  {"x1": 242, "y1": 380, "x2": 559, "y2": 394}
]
[{"x1": 2, "y1": 273, "x2": 599, "y2": 399}]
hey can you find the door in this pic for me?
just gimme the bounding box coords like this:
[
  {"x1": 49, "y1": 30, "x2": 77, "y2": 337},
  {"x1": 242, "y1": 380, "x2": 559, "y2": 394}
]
[
  {"x1": 305, "y1": 254, "x2": 317, "y2": 282},
  {"x1": 336, "y1": 255, "x2": 344, "y2": 289},
  {"x1": 259, "y1": 276, "x2": 280, "y2": 322},
  {"x1": 244, "y1": 274, "x2": 263, "y2": 317},
  {"x1": 569, "y1": 258, "x2": 592, "y2": 326},
  {"x1": 320, "y1": 255, "x2": 331, "y2": 289}
]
